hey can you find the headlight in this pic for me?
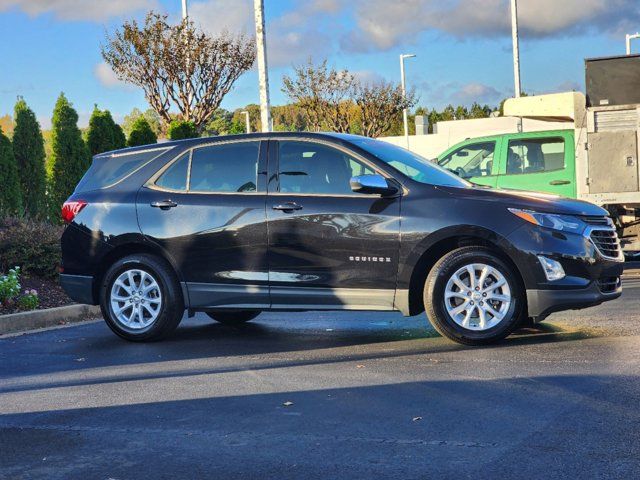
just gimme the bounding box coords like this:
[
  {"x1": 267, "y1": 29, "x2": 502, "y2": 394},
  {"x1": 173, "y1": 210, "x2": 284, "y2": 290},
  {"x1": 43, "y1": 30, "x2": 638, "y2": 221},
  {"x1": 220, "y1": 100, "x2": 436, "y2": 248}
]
[{"x1": 508, "y1": 208, "x2": 586, "y2": 234}]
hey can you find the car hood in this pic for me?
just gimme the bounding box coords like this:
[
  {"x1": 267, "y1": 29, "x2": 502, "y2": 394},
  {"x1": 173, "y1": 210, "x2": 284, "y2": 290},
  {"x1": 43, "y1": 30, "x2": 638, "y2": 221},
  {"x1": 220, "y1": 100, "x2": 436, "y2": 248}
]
[{"x1": 440, "y1": 185, "x2": 608, "y2": 217}]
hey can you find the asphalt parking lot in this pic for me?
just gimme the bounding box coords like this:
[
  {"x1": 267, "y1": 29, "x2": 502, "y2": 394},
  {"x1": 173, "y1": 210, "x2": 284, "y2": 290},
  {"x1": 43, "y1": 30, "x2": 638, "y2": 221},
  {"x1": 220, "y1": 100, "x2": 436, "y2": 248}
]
[{"x1": 1, "y1": 274, "x2": 639, "y2": 479}]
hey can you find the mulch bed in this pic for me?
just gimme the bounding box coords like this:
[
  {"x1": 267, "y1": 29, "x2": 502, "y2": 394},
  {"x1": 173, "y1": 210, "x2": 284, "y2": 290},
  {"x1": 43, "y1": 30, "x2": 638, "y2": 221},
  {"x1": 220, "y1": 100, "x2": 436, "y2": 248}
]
[{"x1": 0, "y1": 276, "x2": 74, "y2": 316}]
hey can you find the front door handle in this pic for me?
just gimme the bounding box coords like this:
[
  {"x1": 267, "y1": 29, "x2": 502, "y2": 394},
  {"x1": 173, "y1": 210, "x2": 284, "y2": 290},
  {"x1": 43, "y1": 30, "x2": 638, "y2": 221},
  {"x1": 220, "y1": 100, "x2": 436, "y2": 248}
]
[
  {"x1": 151, "y1": 200, "x2": 178, "y2": 210},
  {"x1": 549, "y1": 180, "x2": 571, "y2": 186},
  {"x1": 272, "y1": 202, "x2": 302, "y2": 212}
]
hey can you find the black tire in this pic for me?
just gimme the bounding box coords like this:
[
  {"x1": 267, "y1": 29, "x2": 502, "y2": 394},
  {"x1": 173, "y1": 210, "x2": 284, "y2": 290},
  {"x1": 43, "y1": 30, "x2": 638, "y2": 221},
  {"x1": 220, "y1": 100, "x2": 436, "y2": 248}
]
[
  {"x1": 100, "y1": 253, "x2": 184, "y2": 342},
  {"x1": 206, "y1": 311, "x2": 260, "y2": 325},
  {"x1": 424, "y1": 246, "x2": 524, "y2": 346}
]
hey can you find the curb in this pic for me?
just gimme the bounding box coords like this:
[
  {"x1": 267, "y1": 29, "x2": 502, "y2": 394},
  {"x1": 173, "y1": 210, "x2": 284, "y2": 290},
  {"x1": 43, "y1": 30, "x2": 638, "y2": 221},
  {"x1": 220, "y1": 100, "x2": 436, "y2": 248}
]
[{"x1": 0, "y1": 304, "x2": 102, "y2": 335}]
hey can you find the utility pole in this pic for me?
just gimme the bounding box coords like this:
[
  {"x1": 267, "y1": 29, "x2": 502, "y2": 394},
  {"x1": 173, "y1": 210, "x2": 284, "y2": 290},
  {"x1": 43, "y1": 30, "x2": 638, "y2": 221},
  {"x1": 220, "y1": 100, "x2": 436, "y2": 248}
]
[
  {"x1": 254, "y1": 0, "x2": 272, "y2": 132},
  {"x1": 181, "y1": 0, "x2": 188, "y2": 19},
  {"x1": 626, "y1": 33, "x2": 640, "y2": 55},
  {"x1": 400, "y1": 54, "x2": 416, "y2": 149},
  {"x1": 241, "y1": 111, "x2": 251, "y2": 133},
  {"x1": 510, "y1": 0, "x2": 522, "y2": 97}
]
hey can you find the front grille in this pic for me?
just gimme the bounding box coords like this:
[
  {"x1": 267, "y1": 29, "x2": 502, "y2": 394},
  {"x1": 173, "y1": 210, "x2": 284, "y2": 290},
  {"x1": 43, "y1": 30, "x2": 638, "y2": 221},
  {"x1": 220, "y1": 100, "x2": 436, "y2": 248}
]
[
  {"x1": 597, "y1": 276, "x2": 621, "y2": 293},
  {"x1": 580, "y1": 216, "x2": 613, "y2": 227},
  {"x1": 589, "y1": 228, "x2": 622, "y2": 260}
]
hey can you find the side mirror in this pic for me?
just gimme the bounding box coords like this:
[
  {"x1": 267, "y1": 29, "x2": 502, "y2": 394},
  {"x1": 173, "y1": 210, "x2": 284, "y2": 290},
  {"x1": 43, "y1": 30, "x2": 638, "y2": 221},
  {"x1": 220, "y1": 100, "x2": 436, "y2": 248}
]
[{"x1": 350, "y1": 174, "x2": 398, "y2": 196}]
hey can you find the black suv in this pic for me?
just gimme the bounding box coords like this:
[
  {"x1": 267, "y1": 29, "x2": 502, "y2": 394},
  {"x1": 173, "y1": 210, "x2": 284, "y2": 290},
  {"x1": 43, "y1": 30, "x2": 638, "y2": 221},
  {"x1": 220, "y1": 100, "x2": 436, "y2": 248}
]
[{"x1": 60, "y1": 133, "x2": 623, "y2": 345}]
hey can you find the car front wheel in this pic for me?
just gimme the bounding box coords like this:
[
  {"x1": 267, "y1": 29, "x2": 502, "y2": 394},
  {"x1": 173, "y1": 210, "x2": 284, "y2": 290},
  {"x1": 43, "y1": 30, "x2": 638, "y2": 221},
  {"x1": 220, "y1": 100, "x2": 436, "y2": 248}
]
[
  {"x1": 100, "y1": 254, "x2": 184, "y2": 341},
  {"x1": 424, "y1": 246, "x2": 524, "y2": 346}
]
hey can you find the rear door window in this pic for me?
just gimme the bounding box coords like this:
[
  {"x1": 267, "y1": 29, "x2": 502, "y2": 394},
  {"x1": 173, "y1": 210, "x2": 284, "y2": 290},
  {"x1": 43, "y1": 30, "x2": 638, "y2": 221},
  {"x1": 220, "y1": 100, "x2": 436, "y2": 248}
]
[
  {"x1": 189, "y1": 141, "x2": 260, "y2": 193},
  {"x1": 75, "y1": 147, "x2": 170, "y2": 192}
]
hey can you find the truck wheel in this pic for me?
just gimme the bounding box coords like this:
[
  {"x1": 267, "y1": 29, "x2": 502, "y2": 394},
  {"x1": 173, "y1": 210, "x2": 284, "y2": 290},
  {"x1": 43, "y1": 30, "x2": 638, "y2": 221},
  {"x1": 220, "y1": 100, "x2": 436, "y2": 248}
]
[
  {"x1": 100, "y1": 254, "x2": 184, "y2": 342},
  {"x1": 206, "y1": 311, "x2": 261, "y2": 325},
  {"x1": 424, "y1": 247, "x2": 524, "y2": 346}
]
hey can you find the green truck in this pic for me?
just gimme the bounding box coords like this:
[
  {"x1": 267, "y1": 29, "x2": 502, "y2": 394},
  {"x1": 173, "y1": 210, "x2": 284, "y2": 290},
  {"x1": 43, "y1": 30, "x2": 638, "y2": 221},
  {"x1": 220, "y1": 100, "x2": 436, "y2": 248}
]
[
  {"x1": 437, "y1": 129, "x2": 575, "y2": 198},
  {"x1": 435, "y1": 85, "x2": 640, "y2": 254}
]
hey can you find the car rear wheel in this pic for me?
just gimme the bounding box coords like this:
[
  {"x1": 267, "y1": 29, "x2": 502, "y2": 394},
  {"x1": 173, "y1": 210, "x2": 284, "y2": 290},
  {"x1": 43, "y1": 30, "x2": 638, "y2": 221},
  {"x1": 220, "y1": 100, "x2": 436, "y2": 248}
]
[
  {"x1": 424, "y1": 246, "x2": 524, "y2": 346},
  {"x1": 206, "y1": 311, "x2": 261, "y2": 325},
  {"x1": 100, "y1": 254, "x2": 184, "y2": 341}
]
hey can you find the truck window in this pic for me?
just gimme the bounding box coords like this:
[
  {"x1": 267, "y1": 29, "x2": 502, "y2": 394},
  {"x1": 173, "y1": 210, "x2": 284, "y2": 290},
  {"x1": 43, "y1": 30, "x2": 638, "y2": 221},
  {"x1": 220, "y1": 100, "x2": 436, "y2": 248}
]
[
  {"x1": 506, "y1": 138, "x2": 565, "y2": 175},
  {"x1": 438, "y1": 142, "x2": 496, "y2": 178}
]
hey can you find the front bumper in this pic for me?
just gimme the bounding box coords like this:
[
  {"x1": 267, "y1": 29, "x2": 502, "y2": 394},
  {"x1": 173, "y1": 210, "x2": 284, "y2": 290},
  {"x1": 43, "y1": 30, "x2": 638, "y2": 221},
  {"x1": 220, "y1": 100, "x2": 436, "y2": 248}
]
[
  {"x1": 527, "y1": 279, "x2": 622, "y2": 321},
  {"x1": 505, "y1": 222, "x2": 624, "y2": 320},
  {"x1": 59, "y1": 274, "x2": 96, "y2": 305}
]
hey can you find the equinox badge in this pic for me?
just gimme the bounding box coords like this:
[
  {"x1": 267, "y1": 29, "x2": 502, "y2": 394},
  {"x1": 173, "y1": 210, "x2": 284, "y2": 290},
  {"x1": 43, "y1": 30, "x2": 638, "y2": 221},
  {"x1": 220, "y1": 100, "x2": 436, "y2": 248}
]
[{"x1": 349, "y1": 256, "x2": 392, "y2": 263}]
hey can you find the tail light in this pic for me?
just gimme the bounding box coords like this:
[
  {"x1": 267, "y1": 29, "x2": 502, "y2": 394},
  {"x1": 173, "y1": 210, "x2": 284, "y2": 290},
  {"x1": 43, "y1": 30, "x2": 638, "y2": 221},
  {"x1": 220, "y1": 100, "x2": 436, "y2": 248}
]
[{"x1": 61, "y1": 200, "x2": 87, "y2": 224}]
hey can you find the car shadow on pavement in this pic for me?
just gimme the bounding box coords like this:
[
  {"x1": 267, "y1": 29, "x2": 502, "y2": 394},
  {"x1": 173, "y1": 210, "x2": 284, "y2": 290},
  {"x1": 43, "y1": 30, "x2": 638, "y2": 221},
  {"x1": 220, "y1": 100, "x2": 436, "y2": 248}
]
[{"x1": 0, "y1": 315, "x2": 598, "y2": 395}]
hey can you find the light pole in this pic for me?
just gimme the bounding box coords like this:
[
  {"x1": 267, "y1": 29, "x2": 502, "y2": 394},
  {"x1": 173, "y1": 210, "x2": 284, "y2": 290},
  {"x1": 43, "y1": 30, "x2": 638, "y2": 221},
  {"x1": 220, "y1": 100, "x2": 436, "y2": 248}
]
[
  {"x1": 254, "y1": 0, "x2": 272, "y2": 132},
  {"x1": 626, "y1": 33, "x2": 640, "y2": 55},
  {"x1": 400, "y1": 53, "x2": 416, "y2": 149},
  {"x1": 241, "y1": 111, "x2": 251, "y2": 133},
  {"x1": 182, "y1": 0, "x2": 192, "y2": 118},
  {"x1": 510, "y1": 0, "x2": 522, "y2": 98}
]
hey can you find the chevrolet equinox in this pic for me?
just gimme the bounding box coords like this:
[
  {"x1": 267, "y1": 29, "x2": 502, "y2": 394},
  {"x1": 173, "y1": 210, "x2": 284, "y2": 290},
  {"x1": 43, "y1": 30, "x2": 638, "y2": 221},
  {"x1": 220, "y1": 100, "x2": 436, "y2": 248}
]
[{"x1": 60, "y1": 133, "x2": 624, "y2": 345}]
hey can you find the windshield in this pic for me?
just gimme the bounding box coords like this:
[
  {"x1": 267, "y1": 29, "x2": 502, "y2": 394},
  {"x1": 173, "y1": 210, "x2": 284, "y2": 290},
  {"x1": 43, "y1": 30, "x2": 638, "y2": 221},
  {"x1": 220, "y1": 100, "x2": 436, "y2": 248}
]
[
  {"x1": 438, "y1": 142, "x2": 496, "y2": 179},
  {"x1": 343, "y1": 136, "x2": 471, "y2": 188}
]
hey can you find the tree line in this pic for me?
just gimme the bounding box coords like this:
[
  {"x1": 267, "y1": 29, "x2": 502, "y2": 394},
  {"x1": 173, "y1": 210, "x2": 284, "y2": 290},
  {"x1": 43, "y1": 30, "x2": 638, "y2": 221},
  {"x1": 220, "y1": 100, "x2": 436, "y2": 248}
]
[
  {"x1": 0, "y1": 92, "x2": 497, "y2": 222},
  {"x1": 203, "y1": 100, "x2": 495, "y2": 138},
  {"x1": 0, "y1": 95, "x2": 166, "y2": 220}
]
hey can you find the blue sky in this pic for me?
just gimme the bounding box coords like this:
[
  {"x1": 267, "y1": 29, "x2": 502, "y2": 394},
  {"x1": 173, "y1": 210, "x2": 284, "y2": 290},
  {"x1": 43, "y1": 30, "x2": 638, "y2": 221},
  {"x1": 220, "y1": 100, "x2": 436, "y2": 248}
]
[{"x1": 0, "y1": 0, "x2": 637, "y2": 129}]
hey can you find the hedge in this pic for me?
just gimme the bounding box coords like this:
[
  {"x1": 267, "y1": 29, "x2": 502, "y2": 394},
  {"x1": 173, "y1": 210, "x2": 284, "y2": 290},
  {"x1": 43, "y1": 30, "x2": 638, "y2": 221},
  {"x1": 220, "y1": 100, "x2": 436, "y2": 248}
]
[{"x1": 0, "y1": 217, "x2": 63, "y2": 278}]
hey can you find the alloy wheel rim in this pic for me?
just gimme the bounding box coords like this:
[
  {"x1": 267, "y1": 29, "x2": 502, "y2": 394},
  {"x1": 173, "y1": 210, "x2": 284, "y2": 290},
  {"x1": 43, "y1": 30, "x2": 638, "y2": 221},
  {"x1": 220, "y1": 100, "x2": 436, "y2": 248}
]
[
  {"x1": 110, "y1": 269, "x2": 162, "y2": 329},
  {"x1": 444, "y1": 263, "x2": 512, "y2": 331}
]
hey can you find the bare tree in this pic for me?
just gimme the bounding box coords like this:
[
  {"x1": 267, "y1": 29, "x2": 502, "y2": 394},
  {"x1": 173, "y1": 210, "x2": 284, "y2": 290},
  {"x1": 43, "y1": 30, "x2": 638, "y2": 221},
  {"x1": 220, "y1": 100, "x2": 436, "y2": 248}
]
[
  {"x1": 354, "y1": 81, "x2": 417, "y2": 138},
  {"x1": 281, "y1": 59, "x2": 356, "y2": 133},
  {"x1": 102, "y1": 12, "x2": 255, "y2": 132}
]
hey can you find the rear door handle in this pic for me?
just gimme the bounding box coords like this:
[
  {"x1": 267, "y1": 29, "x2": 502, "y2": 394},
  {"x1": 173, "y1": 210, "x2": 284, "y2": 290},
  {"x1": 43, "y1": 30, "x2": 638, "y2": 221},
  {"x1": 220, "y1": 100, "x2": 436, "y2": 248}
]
[
  {"x1": 151, "y1": 200, "x2": 178, "y2": 210},
  {"x1": 549, "y1": 180, "x2": 571, "y2": 186},
  {"x1": 272, "y1": 202, "x2": 302, "y2": 212}
]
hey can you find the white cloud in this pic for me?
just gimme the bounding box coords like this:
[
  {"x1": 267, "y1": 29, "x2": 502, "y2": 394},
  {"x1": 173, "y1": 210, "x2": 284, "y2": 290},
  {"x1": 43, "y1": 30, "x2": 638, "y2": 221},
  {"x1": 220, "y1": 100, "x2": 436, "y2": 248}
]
[
  {"x1": 352, "y1": 70, "x2": 387, "y2": 85},
  {"x1": 451, "y1": 82, "x2": 502, "y2": 103},
  {"x1": 267, "y1": 0, "x2": 340, "y2": 67},
  {"x1": 267, "y1": 27, "x2": 334, "y2": 67},
  {"x1": 342, "y1": 0, "x2": 640, "y2": 52},
  {"x1": 420, "y1": 81, "x2": 504, "y2": 107},
  {"x1": 189, "y1": 0, "x2": 253, "y2": 34},
  {"x1": 0, "y1": 0, "x2": 156, "y2": 22},
  {"x1": 276, "y1": 0, "x2": 342, "y2": 28},
  {"x1": 94, "y1": 61, "x2": 132, "y2": 89},
  {"x1": 190, "y1": 0, "x2": 336, "y2": 68}
]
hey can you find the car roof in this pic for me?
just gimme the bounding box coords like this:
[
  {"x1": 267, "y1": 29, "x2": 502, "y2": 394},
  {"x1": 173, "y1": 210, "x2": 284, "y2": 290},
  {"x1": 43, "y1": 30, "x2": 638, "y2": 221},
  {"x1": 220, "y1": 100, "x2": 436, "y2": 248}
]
[{"x1": 97, "y1": 132, "x2": 361, "y2": 158}]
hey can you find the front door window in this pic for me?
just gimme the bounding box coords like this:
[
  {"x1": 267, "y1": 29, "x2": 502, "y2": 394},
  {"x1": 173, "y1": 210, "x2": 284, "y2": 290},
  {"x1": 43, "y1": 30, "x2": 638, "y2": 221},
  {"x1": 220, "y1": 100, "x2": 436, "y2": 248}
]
[{"x1": 278, "y1": 141, "x2": 375, "y2": 195}]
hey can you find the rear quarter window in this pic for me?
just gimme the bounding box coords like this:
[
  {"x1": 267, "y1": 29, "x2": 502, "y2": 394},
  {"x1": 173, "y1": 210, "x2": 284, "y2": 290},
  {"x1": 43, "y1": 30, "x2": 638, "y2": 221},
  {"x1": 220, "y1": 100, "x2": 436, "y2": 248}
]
[{"x1": 75, "y1": 147, "x2": 171, "y2": 192}]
